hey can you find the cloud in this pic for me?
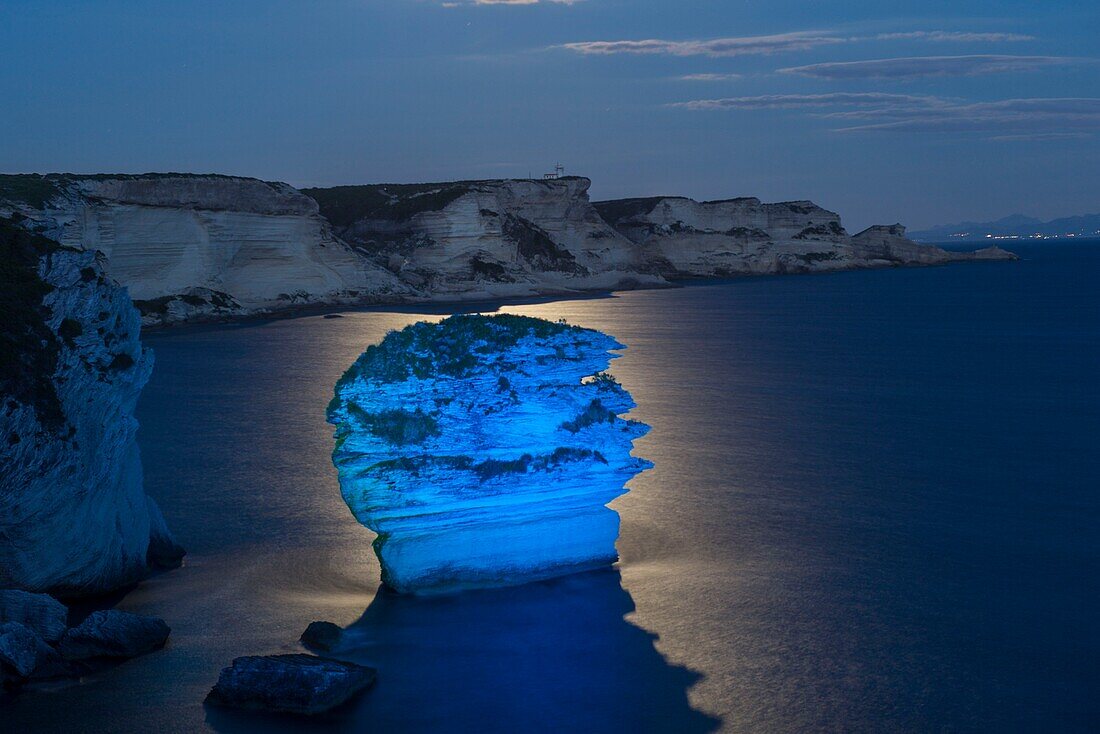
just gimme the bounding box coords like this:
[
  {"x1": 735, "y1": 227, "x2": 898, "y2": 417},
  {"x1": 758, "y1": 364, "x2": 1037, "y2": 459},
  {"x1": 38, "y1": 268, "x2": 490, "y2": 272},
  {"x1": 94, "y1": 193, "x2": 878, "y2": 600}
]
[
  {"x1": 671, "y1": 93, "x2": 945, "y2": 110},
  {"x1": 677, "y1": 73, "x2": 743, "y2": 81},
  {"x1": 872, "y1": 31, "x2": 1034, "y2": 42},
  {"x1": 673, "y1": 91, "x2": 1100, "y2": 138},
  {"x1": 559, "y1": 31, "x2": 843, "y2": 58},
  {"x1": 557, "y1": 29, "x2": 1037, "y2": 57},
  {"x1": 779, "y1": 55, "x2": 1072, "y2": 79},
  {"x1": 829, "y1": 98, "x2": 1100, "y2": 135},
  {"x1": 448, "y1": 0, "x2": 581, "y2": 4},
  {"x1": 990, "y1": 132, "x2": 1092, "y2": 141}
]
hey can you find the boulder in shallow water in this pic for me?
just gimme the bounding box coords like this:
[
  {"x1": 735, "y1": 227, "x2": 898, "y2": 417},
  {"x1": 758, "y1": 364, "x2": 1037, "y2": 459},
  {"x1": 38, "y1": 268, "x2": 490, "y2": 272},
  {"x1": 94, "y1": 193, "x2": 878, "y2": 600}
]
[
  {"x1": 300, "y1": 621, "x2": 342, "y2": 652},
  {"x1": 0, "y1": 621, "x2": 60, "y2": 679},
  {"x1": 205, "y1": 654, "x2": 376, "y2": 715},
  {"x1": 58, "y1": 609, "x2": 169, "y2": 660},
  {"x1": 0, "y1": 590, "x2": 68, "y2": 643}
]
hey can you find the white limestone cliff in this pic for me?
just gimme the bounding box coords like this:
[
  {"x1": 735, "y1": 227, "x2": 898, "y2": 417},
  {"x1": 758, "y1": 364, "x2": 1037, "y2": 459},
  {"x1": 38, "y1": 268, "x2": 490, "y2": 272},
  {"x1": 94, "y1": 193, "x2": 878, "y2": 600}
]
[
  {"x1": 305, "y1": 177, "x2": 663, "y2": 300},
  {"x1": 0, "y1": 217, "x2": 182, "y2": 596},
  {"x1": 0, "y1": 174, "x2": 1018, "y2": 328},
  {"x1": 595, "y1": 197, "x2": 1017, "y2": 276},
  {"x1": 0, "y1": 174, "x2": 407, "y2": 326},
  {"x1": 327, "y1": 315, "x2": 651, "y2": 594}
]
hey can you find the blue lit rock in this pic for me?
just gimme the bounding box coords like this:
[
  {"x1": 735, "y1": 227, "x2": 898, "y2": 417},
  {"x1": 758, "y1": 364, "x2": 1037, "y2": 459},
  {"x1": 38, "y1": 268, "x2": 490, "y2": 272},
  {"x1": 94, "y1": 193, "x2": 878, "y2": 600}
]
[{"x1": 327, "y1": 314, "x2": 651, "y2": 594}]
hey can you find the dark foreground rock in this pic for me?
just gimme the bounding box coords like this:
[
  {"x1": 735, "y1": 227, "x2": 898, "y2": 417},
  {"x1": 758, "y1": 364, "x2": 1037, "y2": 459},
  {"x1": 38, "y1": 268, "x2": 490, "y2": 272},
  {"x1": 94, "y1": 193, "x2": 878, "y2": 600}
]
[
  {"x1": 0, "y1": 590, "x2": 68, "y2": 644},
  {"x1": 300, "y1": 621, "x2": 342, "y2": 652},
  {"x1": 206, "y1": 654, "x2": 376, "y2": 715},
  {"x1": 58, "y1": 610, "x2": 170, "y2": 660},
  {"x1": 0, "y1": 597, "x2": 168, "y2": 686},
  {"x1": 0, "y1": 622, "x2": 62, "y2": 678}
]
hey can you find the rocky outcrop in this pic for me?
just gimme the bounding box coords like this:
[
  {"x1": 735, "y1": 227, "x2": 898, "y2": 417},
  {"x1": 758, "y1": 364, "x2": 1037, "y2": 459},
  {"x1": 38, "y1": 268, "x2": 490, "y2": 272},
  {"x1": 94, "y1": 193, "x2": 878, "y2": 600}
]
[
  {"x1": 0, "y1": 216, "x2": 182, "y2": 596},
  {"x1": 595, "y1": 197, "x2": 1017, "y2": 276},
  {"x1": 0, "y1": 590, "x2": 169, "y2": 686},
  {"x1": 0, "y1": 174, "x2": 407, "y2": 326},
  {"x1": 57, "y1": 609, "x2": 170, "y2": 660},
  {"x1": 206, "y1": 654, "x2": 377, "y2": 715},
  {"x1": 304, "y1": 177, "x2": 663, "y2": 299},
  {"x1": 849, "y1": 224, "x2": 1018, "y2": 265},
  {"x1": 327, "y1": 314, "x2": 651, "y2": 594},
  {"x1": 300, "y1": 621, "x2": 342, "y2": 653}
]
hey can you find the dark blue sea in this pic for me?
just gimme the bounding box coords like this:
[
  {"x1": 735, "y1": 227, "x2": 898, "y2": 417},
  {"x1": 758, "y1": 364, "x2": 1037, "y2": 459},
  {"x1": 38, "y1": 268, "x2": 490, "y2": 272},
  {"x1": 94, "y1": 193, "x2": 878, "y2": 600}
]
[{"x1": 7, "y1": 240, "x2": 1099, "y2": 732}]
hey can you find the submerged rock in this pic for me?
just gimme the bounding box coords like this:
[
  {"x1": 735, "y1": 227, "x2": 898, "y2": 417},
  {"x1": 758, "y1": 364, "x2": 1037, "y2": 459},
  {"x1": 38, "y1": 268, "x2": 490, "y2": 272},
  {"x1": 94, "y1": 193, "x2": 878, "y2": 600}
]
[
  {"x1": 0, "y1": 590, "x2": 68, "y2": 643},
  {"x1": 300, "y1": 621, "x2": 343, "y2": 653},
  {"x1": 58, "y1": 610, "x2": 170, "y2": 660},
  {"x1": 327, "y1": 314, "x2": 652, "y2": 594},
  {"x1": 206, "y1": 654, "x2": 376, "y2": 715}
]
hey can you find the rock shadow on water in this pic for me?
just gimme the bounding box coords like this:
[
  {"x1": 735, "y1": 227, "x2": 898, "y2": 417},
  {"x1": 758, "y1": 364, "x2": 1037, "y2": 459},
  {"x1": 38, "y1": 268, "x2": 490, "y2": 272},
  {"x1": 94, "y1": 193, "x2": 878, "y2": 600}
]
[{"x1": 205, "y1": 568, "x2": 719, "y2": 733}]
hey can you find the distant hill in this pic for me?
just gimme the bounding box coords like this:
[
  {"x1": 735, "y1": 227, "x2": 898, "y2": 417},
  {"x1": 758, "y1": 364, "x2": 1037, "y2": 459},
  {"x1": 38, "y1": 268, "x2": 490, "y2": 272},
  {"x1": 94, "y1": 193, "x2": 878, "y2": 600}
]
[{"x1": 910, "y1": 213, "x2": 1100, "y2": 242}]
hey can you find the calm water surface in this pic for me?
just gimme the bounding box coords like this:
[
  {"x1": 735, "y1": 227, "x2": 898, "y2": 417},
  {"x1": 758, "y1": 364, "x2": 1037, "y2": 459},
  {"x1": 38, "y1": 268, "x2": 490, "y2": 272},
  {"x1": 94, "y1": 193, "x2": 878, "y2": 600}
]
[{"x1": 7, "y1": 241, "x2": 1099, "y2": 732}]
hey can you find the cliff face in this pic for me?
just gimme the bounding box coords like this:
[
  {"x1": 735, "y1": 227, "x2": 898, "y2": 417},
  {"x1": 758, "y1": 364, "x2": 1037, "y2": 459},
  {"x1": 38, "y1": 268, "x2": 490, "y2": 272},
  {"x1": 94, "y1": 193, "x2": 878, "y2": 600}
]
[
  {"x1": 0, "y1": 217, "x2": 181, "y2": 596},
  {"x1": 595, "y1": 197, "x2": 1017, "y2": 276},
  {"x1": 1, "y1": 173, "x2": 1018, "y2": 327},
  {"x1": 849, "y1": 224, "x2": 1017, "y2": 265},
  {"x1": 0, "y1": 174, "x2": 407, "y2": 326},
  {"x1": 327, "y1": 315, "x2": 651, "y2": 594},
  {"x1": 304, "y1": 177, "x2": 662, "y2": 299}
]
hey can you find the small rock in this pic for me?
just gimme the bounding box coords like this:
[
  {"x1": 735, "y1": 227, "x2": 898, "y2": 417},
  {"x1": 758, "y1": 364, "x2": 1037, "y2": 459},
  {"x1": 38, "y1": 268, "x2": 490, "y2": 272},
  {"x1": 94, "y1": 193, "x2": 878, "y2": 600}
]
[
  {"x1": 205, "y1": 654, "x2": 376, "y2": 715},
  {"x1": 322, "y1": 314, "x2": 344, "y2": 319},
  {"x1": 0, "y1": 590, "x2": 68, "y2": 643},
  {"x1": 59, "y1": 610, "x2": 170, "y2": 660},
  {"x1": 0, "y1": 622, "x2": 58, "y2": 678},
  {"x1": 300, "y1": 621, "x2": 342, "y2": 652}
]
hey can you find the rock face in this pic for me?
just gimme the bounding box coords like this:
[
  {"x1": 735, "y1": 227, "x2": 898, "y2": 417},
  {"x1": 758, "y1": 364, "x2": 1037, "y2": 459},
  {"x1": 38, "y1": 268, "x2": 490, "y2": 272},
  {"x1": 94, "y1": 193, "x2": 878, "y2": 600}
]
[
  {"x1": 304, "y1": 177, "x2": 662, "y2": 298},
  {"x1": 849, "y1": 224, "x2": 1018, "y2": 265},
  {"x1": 327, "y1": 314, "x2": 651, "y2": 594},
  {"x1": 595, "y1": 197, "x2": 1018, "y2": 276},
  {"x1": 300, "y1": 621, "x2": 342, "y2": 653},
  {"x1": 206, "y1": 654, "x2": 377, "y2": 715},
  {"x1": 0, "y1": 590, "x2": 171, "y2": 685},
  {"x1": 2, "y1": 173, "x2": 1019, "y2": 328},
  {"x1": 0, "y1": 590, "x2": 68, "y2": 643},
  {"x1": 58, "y1": 610, "x2": 170, "y2": 660},
  {"x1": 0, "y1": 216, "x2": 182, "y2": 596},
  {"x1": 0, "y1": 174, "x2": 406, "y2": 326}
]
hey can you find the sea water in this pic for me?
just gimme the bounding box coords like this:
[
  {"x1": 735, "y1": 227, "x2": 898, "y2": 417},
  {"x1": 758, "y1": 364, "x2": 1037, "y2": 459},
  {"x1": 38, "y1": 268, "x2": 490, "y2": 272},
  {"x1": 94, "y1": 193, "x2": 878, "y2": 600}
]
[{"x1": 6, "y1": 240, "x2": 1098, "y2": 732}]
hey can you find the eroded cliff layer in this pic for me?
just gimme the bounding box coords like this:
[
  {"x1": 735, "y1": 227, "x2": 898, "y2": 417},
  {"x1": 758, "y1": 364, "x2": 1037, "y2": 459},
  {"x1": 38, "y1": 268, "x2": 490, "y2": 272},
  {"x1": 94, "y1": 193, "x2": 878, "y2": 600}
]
[
  {"x1": 0, "y1": 174, "x2": 407, "y2": 325},
  {"x1": 304, "y1": 177, "x2": 662, "y2": 299},
  {"x1": 595, "y1": 196, "x2": 1016, "y2": 276},
  {"x1": 0, "y1": 216, "x2": 182, "y2": 596},
  {"x1": 327, "y1": 314, "x2": 651, "y2": 594}
]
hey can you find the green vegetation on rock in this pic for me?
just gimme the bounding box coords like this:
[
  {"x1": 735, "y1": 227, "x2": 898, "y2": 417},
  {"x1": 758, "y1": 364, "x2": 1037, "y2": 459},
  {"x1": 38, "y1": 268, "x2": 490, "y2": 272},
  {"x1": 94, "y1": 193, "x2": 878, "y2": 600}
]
[
  {"x1": 334, "y1": 314, "x2": 578, "y2": 388},
  {"x1": 0, "y1": 217, "x2": 65, "y2": 431}
]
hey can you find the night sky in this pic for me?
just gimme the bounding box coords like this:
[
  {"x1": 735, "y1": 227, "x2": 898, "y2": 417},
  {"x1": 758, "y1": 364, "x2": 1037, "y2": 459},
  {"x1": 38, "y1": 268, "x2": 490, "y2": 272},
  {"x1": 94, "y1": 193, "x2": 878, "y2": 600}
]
[{"x1": 2, "y1": 0, "x2": 1097, "y2": 229}]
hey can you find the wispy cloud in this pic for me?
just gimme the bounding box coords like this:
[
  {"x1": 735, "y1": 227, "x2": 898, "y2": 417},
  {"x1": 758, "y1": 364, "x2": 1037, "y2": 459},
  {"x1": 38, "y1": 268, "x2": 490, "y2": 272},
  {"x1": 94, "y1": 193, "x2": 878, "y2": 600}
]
[
  {"x1": 447, "y1": 0, "x2": 582, "y2": 5},
  {"x1": 673, "y1": 92, "x2": 1100, "y2": 138},
  {"x1": 871, "y1": 31, "x2": 1034, "y2": 42},
  {"x1": 831, "y1": 98, "x2": 1100, "y2": 134},
  {"x1": 677, "y1": 73, "x2": 743, "y2": 81},
  {"x1": 558, "y1": 29, "x2": 1037, "y2": 57},
  {"x1": 559, "y1": 32, "x2": 843, "y2": 58},
  {"x1": 990, "y1": 132, "x2": 1092, "y2": 141},
  {"x1": 780, "y1": 55, "x2": 1072, "y2": 79},
  {"x1": 670, "y1": 93, "x2": 945, "y2": 110}
]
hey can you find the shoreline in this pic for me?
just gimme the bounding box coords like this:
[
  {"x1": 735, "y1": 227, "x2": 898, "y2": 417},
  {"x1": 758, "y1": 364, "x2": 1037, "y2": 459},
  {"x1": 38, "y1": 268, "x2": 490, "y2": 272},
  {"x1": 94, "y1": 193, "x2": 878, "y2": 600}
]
[{"x1": 139, "y1": 255, "x2": 1021, "y2": 335}]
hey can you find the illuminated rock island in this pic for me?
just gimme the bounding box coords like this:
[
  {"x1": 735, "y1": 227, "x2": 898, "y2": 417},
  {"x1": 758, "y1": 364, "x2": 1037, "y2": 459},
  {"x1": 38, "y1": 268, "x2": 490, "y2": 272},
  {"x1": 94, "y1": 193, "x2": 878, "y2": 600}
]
[{"x1": 327, "y1": 314, "x2": 651, "y2": 594}]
